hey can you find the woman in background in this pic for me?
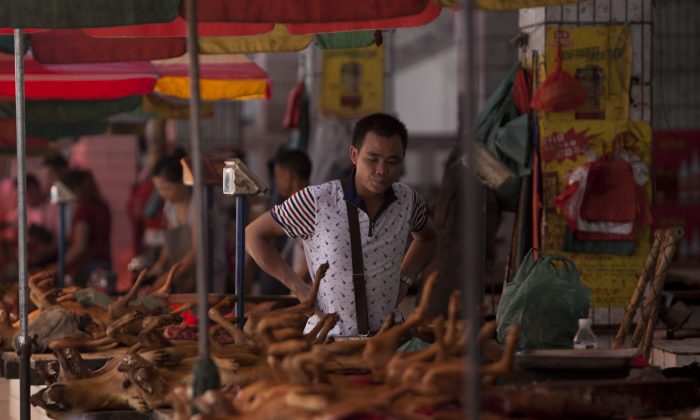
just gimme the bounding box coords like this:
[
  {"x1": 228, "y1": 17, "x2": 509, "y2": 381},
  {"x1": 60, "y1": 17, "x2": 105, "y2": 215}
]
[
  {"x1": 148, "y1": 151, "x2": 230, "y2": 294},
  {"x1": 61, "y1": 169, "x2": 111, "y2": 287},
  {"x1": 148, "y1": 154, "x2": 197, "y2": 293}
]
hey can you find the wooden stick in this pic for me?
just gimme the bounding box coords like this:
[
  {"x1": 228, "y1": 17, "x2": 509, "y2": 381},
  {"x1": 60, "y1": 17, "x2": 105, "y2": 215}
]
[
  {"x1": 613, "y1": 229, "x2": 666, "y2": 349},
  {"x1": 639, "y1": 228, "x2": 683, "y2": 358}
]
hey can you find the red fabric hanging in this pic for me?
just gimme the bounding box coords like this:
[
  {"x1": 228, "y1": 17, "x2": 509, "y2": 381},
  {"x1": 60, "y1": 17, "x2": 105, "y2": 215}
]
[
  {"x1": 187, "y1": 0, "x2": 431, "y2": 23},
  {"x1": 31, "y1": 30, "x2": 186, "y2": 64},
  {"x1": 0, "y1": 53, "x2": 158, "y2": 100},
  {"x1": 579, "y1": 160, "x2": 637, "y2": 223},
  {"x1": 283, "y1": 81, "x2": 305, "y2": 129},
  {"x1": 513, "y1": 67, "x2": 531, "y2": 115},
  {"x1": 530, "y1": 42, "x2": 587, "y2": 113}
]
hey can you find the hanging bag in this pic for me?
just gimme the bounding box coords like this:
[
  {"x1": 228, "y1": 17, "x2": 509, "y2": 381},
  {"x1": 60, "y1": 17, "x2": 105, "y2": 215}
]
[
  {"x1": 496, "y1": 248, "x2": 591, "y2": 350},
  {"x1": 530, "y1": 42, "x2": 587, "y2": 113}
]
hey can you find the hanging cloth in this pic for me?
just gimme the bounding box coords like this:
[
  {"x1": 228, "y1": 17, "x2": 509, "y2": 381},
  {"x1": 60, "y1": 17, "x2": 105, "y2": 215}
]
[
  {"x1": 530, "y1": 42, "x2": 587, "y2": 113},
  {"x1": 284, "y1": 81, "x2": 305, "y2": 129}
]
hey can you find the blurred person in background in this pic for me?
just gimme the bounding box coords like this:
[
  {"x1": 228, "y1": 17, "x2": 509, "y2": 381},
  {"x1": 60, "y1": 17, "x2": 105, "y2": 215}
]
[
  {"x1": 258, "y1": 149, "x2": 311, "y2": 295},
  {"x1": 39, "y1": 154, "x2": 71, "y2": 237},
  {"x1": 148, "y1": 151, "x2": 227, "y2": 294},
  {"x1": 60, "y1": 169, "x2": 112, "y2": 287}
]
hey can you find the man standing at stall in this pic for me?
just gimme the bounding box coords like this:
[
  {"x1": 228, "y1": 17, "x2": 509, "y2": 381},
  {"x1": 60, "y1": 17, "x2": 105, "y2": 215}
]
[
  {"x1": 258, "y1": 149, "x2": 312, "y2": 295},
  {"x1": 246, "y1": 113, "x2": 437, "y2": 337}
]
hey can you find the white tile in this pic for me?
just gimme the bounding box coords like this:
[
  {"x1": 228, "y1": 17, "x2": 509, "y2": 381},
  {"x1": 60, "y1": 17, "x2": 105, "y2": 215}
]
[
  {"x1": 611, "y1": 0, "x2": 627, "y2": 22},
  {"x1": 642, "y1": 0, "x2": 652, "y2": 22},
  {"x1": 545, "y1": 5, "x2": 562, "y2": 21},
  {"x1": 562, "y1": 3, "x2": 579, "y2": 22},
  {"x1": 595, "y1": 0, "x2": 611, "y2": 23},
  {"x1": 627, "y1": 0, "x2": 643, "y2": 21},
  {"x1": 578, "y1": 0, "x2": 595, "y2": 22}
]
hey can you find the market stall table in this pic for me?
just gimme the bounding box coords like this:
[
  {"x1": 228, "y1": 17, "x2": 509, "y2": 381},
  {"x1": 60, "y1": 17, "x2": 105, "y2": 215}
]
[{"x1": 651, "y1": 337, "x2": 700, "y2": 369}]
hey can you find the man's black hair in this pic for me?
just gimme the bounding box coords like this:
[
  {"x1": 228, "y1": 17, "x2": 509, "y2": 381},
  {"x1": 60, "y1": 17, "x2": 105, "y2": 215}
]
[
  {"x1": 41, "y1": 154, "x2": 68, "y2": 171},
  {"x1": 275, "y1": 149, "x2": 312, "y2": 181},
  {"x1": 351, "y1": 113, "x2": 408, "y2": 153},
  {"x1": 152, "y1": 153, "x2": 185, "y2": 184},
  {"x1": 14, "y1": 174, "x2": 40, "y2": 190}
]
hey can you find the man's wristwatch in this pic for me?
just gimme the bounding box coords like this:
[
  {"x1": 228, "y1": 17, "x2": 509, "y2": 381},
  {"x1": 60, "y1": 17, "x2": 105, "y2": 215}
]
[{"x1": 400, "y1": 275, "x2": 413, "y2": 287}]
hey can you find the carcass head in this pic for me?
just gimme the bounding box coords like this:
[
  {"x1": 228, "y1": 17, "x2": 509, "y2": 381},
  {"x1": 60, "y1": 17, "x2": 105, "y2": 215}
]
[
  {"x1": 56, "y1": 347, "x2": 90, "y2": 380},
  {"x1": 31, "y1": 384, "x2": 70, "y2": 413}
]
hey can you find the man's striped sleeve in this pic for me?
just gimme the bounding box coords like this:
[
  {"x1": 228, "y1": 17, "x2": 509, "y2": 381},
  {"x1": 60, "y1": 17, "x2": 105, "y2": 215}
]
[
  {"x1": 270, "y1": 187, "x2": 316, "y2": 239},
  {"x1": 410, "y1": 190, "x2": 429, "y2": 232}
]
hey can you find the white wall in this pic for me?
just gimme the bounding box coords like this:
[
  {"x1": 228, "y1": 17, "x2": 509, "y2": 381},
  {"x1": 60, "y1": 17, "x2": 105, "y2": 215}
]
[{"x1": 394, "y1": 46, "x2": 459, "y2": 135}]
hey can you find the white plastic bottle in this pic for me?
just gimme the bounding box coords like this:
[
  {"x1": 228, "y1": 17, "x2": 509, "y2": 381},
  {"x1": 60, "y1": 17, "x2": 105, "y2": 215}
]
[{"x1": 573, "y1": 318, "x2": 597, "y2": 349}]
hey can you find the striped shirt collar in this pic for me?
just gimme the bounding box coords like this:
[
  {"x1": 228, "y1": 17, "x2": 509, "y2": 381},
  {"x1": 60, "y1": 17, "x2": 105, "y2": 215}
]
[{"x1": 341, "y1": 170, "x2": 397, "y2": 220}]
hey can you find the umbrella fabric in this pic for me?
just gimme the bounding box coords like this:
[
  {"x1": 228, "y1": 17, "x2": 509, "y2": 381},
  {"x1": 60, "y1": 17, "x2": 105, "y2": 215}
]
[
  {"x1": 200, "y1": 24, "x2": 312, "y2": 54},
  {"x1": 31, "y1": 30, "x2": 186, "y2": 64},
  {"x1": 0, "y1": 0, "x2": 180, "y2": 29},
  {"x1": 0, "y1": 53, "x2": 159, "y2": 100},
  {"x1": 85, "y1": 19, "x2": 274, "y2": 38},
  {"x1": 0, "y1": 96, "x2": 142, "y2": 123},
  {"x1": 153, "y1": 54, "x2": 271, "y2": 101},
  {"x1": 315, "y1": 31, "x2": 376, "y2": 49},
  {"x1": 189, "y1": 0, "x2": 430, "y2": 23},
  {"x1": 0, "y1": 120, "x2": 50, "y2": 153},
  {"x1": 0, "y1": 35, "x2": 29, "y2": 54},
  {"x1": 476, "y1": 0, "x2": 581, "y2": 10},
  {"x1": 286, "y1": 2, "x2": 441, "y2": 35},
  {"x1": 139, "y1": 94, "x2": 215, "y2": 119}
]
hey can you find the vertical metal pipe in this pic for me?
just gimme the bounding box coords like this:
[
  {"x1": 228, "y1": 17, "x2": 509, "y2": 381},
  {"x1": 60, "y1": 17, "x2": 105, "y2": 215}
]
[
  {"x1": 184, "y1": 0, "x2": 210, "y2": 360},
  {"x1": 235, "y1": 196, "x2": 246, "y2": 328},
  {"x1": 461, "y1": 2, "x2": 481, "y2": 419},
  {"x1": 57, "y1": 203, "x2": 66, "y2": 288},
  {"x1": 205, "y1": 186, "x2": 213, "y2": 291},
  {"x1": 14, "y1": 29, "x2": 31, "y2": 420}
]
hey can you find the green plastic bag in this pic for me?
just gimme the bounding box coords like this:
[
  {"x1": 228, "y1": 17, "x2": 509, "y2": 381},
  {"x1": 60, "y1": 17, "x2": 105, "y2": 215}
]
[{"x1": 496, "y1": 249, "x2": 591, "y2": 350}]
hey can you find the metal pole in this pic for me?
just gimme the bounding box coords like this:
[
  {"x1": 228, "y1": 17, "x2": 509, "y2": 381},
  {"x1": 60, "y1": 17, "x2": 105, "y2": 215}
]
[
  {"x1": 185, "y1": 0, "x2": 211, "y2": 363},
  {"x1": 14, "y1": 29, "x2": 31, "y2": 420},
  {"x1": 235, "y1": 196, "x2": 246, "y2": 328},
  {"x1": 205, "y1": 185, "x2": 213, "y2": 291},
  {"x1": 57, "y1": 203, "x2": 66, "y2": 288},
  {"x1": 461, "y1": 2, "x2": 481, "y2": 418}
]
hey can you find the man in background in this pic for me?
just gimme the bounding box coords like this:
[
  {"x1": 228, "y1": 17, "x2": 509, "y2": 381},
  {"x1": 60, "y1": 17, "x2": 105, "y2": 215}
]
[{"x1": 259, "y1": 149, "x2": 311, "y2": 295}]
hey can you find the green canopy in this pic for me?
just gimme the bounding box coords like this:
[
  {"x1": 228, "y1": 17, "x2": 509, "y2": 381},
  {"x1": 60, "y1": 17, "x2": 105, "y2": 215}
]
[
  {"x1": 0, "y1": 0, "x2": 179, "y2": 29},
  {"x1": 0, "y1": 96, "x2": 142, "y2": 123},
  {"x1": 315, "y1": 30, "x2": 376, "y2": 50},
  {"x1": 0, "y1": 34, "x2": 28, "y2": 54},
  {"x1": 27, "y1": 121, "x2": 108, "y2": 139}
]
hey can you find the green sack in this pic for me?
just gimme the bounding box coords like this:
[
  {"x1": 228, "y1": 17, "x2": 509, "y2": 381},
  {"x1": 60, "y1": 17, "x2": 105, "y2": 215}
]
[{"x1": 496, "y1": 249, "x2": 591, "y2": 350}]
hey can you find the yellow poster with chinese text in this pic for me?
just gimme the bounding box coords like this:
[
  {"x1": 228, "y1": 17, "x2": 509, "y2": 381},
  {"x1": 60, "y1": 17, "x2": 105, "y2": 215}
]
[
  {"x1": 321, "y1": 45, "x2": 383, "y2": 117},
  {"x1": 540, "y1": 119, "x2": 652, "y2": 307},
  {"x1": 543, "y1": 25, "x2": 631, "y2": 121}
]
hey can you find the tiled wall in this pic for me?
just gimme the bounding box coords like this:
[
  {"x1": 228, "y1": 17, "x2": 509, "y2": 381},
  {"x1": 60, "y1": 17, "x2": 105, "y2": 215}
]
[
  {"x1": 519, "y1": 0, "x2": 653, "y2": 122},
  {"x1": 652, "y1": 0, "x2": 700, "y2": 129}
]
